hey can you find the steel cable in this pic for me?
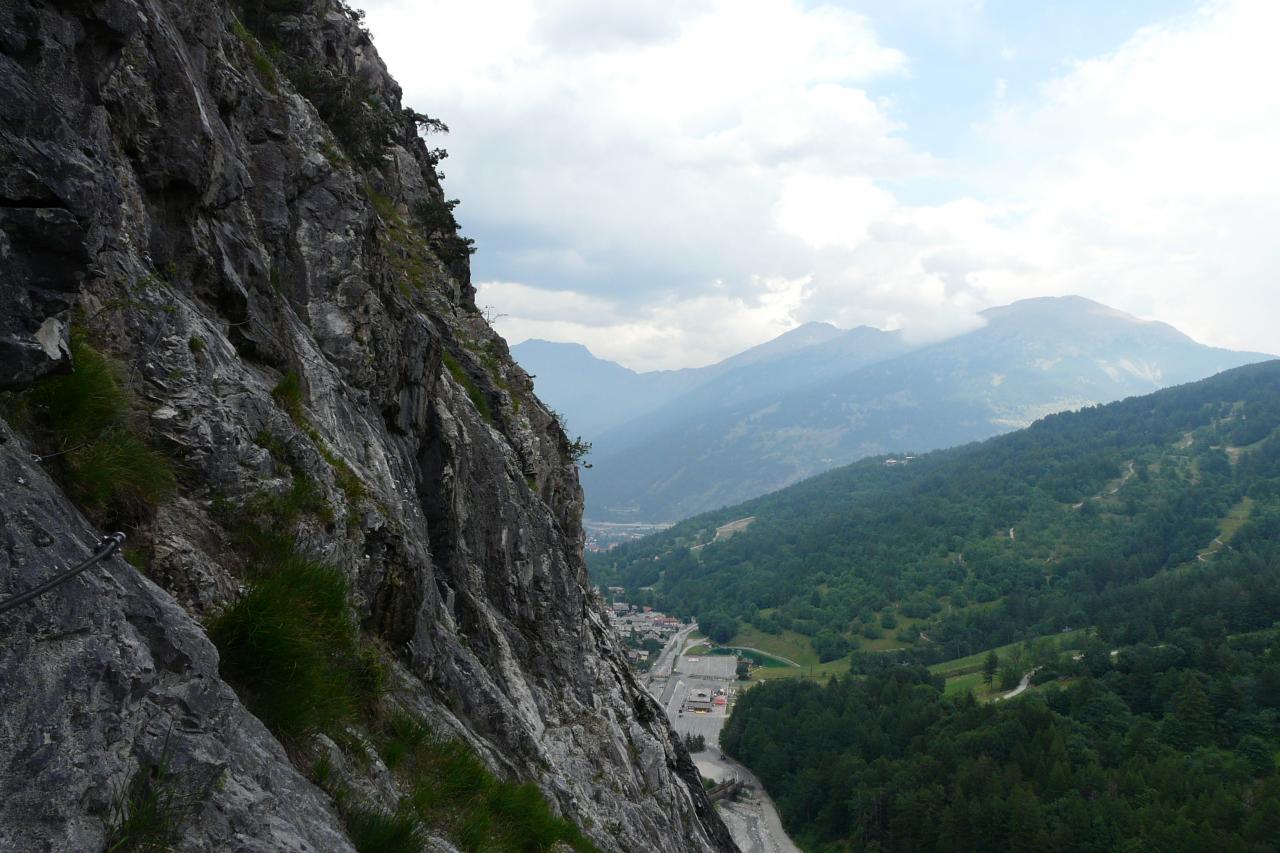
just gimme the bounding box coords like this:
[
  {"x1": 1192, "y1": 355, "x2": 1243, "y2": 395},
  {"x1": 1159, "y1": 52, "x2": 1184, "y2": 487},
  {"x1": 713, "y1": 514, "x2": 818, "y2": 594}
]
[{"x1": 0, "y1": 532, "x2": 126, "y2": 615}]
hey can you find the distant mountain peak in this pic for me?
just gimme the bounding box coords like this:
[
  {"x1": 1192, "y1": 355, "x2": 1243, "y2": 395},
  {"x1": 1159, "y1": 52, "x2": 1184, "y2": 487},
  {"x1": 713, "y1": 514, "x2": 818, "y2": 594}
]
[
  {"x1": 979, "y1": 295, "x2": 1193, "y2": 344},
  {"x1": 788, "y1": 320, "x2": 844, "y2": 336},
  {"x1": 981, "y1": 294, "x2": 1133, "y2": 319},
  {"x1": 514, "y1": 338, "x2": 607, "y2": 359},
  {"x1": 716, "y1": 321, "x2": 847, "y2": 370}
]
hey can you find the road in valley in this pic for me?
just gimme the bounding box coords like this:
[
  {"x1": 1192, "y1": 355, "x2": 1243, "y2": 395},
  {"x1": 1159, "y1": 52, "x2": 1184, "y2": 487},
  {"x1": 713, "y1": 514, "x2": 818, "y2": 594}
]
[
  {"x1": 632, "y1": 624, "x2": 800, "y2": 851},
  {"x1": 645, "y1": 624, "x2": 696, "y2": 698},
  {"x1": 650, "y1": 641, "x2": 800, "y2": 853}
]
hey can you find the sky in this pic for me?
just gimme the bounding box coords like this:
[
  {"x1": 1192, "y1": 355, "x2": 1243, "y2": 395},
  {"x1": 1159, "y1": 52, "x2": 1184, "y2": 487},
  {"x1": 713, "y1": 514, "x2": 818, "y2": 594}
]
[{"x1": 354, "y1": 0, "x2": 1279, "y2": 371}]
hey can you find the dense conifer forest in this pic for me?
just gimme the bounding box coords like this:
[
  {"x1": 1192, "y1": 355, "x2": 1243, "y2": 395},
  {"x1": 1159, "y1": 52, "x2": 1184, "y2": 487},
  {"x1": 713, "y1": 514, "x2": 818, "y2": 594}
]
[
  {"x1": 725, "y1": 652, "x2": 1280, "y2": 850},
  {"x1": 722, "y1": 535, "x2": 1280, "y2": 850}
]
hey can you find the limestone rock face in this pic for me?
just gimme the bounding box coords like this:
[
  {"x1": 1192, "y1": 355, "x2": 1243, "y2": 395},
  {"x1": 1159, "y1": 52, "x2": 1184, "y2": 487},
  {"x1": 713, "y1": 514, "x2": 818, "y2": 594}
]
[
  {"x1": 0, "y1": 424, "x2": 356, "y2": 852},
  {"x1": 0, "y1": 1, "x2": 735, "y2": 850}
]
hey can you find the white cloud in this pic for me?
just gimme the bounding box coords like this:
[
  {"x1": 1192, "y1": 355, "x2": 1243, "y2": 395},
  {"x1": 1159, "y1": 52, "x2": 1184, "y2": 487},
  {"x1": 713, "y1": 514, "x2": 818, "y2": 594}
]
[
  {"x1": 971, "y1": 0, "x2": 1280, "y2": 352},
  {"x1": 474, "y1": 281, "x2": 623, "y2": 325},
  {"x1": 532, "y1": 0, "x2": 706, "y2": 53},
  {"x1": 358, "y1": 0, "x2": 1280, "y2": 370},
  {"x1": 355, "y1": 0, "x2": 930, "y2": 368},
  {"x1": 774, "y1": 175, "x2": 896, "y2": 250},
  {"x1": 478, "y1": 275, "x2": 811, "y2": 369}
]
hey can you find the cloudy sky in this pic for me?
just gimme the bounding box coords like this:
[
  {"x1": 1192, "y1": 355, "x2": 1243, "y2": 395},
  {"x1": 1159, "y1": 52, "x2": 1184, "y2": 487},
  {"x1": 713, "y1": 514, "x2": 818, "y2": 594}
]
[{"x1": 355, "y1": 0, "x2": 1279, "y2": 370}]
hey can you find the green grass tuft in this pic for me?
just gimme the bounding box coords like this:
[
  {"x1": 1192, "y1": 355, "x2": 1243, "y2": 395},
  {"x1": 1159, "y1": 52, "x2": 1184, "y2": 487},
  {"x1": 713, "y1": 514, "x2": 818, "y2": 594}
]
[
  {"x1": 264, "y1": 379, "x2": 365, "y2": 528},
  {"x1": 230, "y1": 15, "x2": 279, "y2": 94},
  {"x1": 219, "y1": 471, "x2": 334, "y2": 567},
  {"x1": 105, "y1": 752, "x2": 196, "y2": 853},
  {"x1": 376, "y1": 712, "x2": 432, "y2": 772},
  {"x1": 319, "y1": 139, "x2": 348, "y2": 167},
  {"x1": 441, "y1": 352, "x2": 492, "y2": 425},
  {"x1": 272, "y1": 370, "x2": 306, "y2": 424},
  {"x1": 209, "y1": 558, "x2": 359, "y2": 740},
  {"x1": 351, "y1": 643, "x2": 391, "y2": 709},
  {"x1": 318, "y1": 443, "x2": 368, "y2": 528},
  {"x1": 343, "y1": 801, "x2": 425, "y2": 853},
  {"x1": 67, "y1": 430, "x2": 178, "y2": 521},
  {"x1": 22, "y1": 334, "x2": 176, "y2": 523},
  {"x1": 377, "y1": 713, "x2": 599, "y2": 853},
  {"x1": 122, "y1": 544, "x2": 155, "y2": 575},
  {"x1": 489, "y1": 782, "x2": 590, "y2": 852},
  {"x1": 29, "y1": 335, "x2": 125, "y2": 445}
]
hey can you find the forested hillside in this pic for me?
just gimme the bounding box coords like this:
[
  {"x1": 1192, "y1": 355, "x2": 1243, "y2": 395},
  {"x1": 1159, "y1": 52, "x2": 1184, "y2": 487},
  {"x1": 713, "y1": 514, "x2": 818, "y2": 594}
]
[
  {"x1": 591, "y1": 360, "x2": 1280, "y2": 851},
  {"x1": 590, "y1": 360, "x2": 1280, "y2": 665},
  {"x1": 725, "y1": 643, "x2": 1280, "y2": 850},
  {"x1": 721, "y1": 510, "x2": 1280, "y2": 850}
]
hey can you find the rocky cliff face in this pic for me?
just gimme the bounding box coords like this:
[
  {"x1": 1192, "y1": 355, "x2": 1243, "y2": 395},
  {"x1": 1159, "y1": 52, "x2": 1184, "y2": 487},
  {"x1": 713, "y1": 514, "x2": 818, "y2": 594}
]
[{"x1": 0, "y1": 1, "x2": 734, "y2": 850}]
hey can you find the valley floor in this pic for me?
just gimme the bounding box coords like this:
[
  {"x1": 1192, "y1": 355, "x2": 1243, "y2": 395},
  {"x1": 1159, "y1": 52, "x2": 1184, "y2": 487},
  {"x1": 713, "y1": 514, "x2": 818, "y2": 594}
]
[
  {"x1": 645, "y1": 632, "x2": 800, "y2": 853},
  {"x1": 694, "y1": 752, "x2": 799, "y2": 853}
]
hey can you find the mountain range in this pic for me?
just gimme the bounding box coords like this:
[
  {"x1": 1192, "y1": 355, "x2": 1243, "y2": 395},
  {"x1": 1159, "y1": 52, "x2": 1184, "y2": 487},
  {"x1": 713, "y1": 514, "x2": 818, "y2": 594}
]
[{"x1": 514, "y1": 296, "x2": 1272, "y2": 522}]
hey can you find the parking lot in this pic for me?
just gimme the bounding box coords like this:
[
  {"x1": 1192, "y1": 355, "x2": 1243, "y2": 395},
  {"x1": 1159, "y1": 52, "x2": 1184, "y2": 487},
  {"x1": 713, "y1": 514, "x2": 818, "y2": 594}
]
[
  {"x1": 676, "y1": 654, "x2": 737, "y2": 680},
  {"x1": 663, "y1": 654, "x2": 738, "y2": 744}
]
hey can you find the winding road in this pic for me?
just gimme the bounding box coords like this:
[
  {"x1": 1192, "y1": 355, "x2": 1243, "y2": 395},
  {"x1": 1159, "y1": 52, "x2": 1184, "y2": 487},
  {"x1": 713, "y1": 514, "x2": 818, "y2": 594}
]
[{"x1": 995, "y1": 667, "x2": 1039, "y2": 701}]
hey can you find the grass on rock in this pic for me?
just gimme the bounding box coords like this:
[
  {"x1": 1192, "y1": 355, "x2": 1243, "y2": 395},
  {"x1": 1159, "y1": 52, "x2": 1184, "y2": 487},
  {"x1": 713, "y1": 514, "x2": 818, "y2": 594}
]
[
  {"x1": 105, "y1": 749, "x2": 198, "y2": 853},
  {"x1": 216, "y1": 467, "x2": 334, "y2": 567},
  {"x1": 271, "y1": 370, "x2": 306, "y2": 424},
  {"x1": 372, "y1": 712, "x2": 600, "y2": 853},
  {"x1": 18, "y1": 333, "x2": 176, "y2": 523},
  {"x1": 343, "y1": 801, "x2": 425, "y2": 853},
  {"x1": 209, "y1": 558, "x2": 373, "y2": 740},
  {"x1": 441, "y1": 352, "x2": 493, "y2": 425},
  {"x1": 264, "y1": 375, "x2": 369, "y2": 530}
]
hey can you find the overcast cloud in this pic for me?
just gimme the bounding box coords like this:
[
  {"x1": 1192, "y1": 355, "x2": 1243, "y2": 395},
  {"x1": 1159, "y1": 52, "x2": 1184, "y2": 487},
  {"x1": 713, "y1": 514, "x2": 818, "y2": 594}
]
[{"x1": 356, "y1": 0, "x2": 1279, "y2": 370}]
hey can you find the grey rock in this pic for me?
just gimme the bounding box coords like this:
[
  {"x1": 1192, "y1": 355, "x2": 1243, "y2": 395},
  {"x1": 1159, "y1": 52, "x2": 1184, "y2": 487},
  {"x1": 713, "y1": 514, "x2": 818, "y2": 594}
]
[
  {"x1": 0, "y1": 423, "x2": 355, "y2": 853},
  {"x1": 0, "y1": 0, "x2": 735, "y2": 850}
]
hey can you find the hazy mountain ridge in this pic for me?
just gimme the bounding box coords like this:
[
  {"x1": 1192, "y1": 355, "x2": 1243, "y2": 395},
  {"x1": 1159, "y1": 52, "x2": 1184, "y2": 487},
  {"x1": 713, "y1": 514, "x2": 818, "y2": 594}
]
[
  {"x1": 512, "y1": 320, "x2": 849, "y2": 437},
  {"x1": 521, "y1": 296, "x2": 1272, "y2": 522}
]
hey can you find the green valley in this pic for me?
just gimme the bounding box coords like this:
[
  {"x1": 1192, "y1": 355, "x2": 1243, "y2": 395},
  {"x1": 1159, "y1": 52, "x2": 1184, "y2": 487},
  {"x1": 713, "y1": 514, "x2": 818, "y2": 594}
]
[
  {"x1": 595, "y1": 360, "x2": 1280, "y2": 851},
  {"x1": 590, "y1": 361, "x2": 1280, "y2": 668}
]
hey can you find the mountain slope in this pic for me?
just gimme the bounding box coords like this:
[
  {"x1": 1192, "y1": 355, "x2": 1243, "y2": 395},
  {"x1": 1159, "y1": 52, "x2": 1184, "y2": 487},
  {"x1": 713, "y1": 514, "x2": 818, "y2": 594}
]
[
  {"x1": 712, "y1": 361, "x2": 1280, "y2": 851},
  {"x1": 592, "y1": 324, "x2": 910, "y2": 453},
  {"x1": 512, "y1": 321, "x2": 846, "y2": 437},
  {"x1": 510, "y1": 340, "x2": 703, "y2": 437},
  {"x1": 590, "y1": 359, "x2": 1280, "y2": 664},
  {"x1": 583, "y1": 296, "x2": 1271, "y2": 522},
  {"x1": 0, "y1": 2, "x2": 732, "y2": 850}
]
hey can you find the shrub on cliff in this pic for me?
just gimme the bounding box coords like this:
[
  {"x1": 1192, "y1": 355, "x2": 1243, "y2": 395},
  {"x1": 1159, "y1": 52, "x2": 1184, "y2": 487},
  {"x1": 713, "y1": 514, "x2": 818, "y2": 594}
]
[{"x1": 236, "y1": 1, "x2": 399, "y2": 170}]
